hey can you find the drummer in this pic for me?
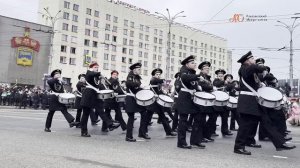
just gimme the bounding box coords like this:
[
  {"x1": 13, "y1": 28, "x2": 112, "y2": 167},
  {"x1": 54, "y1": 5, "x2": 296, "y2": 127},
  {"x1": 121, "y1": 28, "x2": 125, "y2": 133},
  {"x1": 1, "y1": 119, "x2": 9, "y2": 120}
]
[
  {"x1": 234, "y1": 51, "x2": 295, "y2": 155},
  {"x1": 125, "y1": 62, "x2": 148, "y2": 142},
  {"x1": 146, "y1": 68, "x2": 177, "y2": 137},
  {"x1": 44, "y1": 69, "x2": 79, "y2": 132},
  {"x1": 171, "y1": 72, "x2": 181, "y2": 132},
  {"x1": 176, "y1": 55, "x2": 204, "y2": 149},
  {"x1": 212, "y1": 69, "x2": 233, "y2": 137},
  {"x1": 80, "y1": 62, "x2": 120, "y2": 137},
  {"x1": 224, "y1": 75, "x2": 240, "y2": 131},
  {"x1": 197, "y1": 61, "x2": 215, "y2": 142},
  {"x1": 102, "y1": 70, "x2": 127, "y2": 132}
]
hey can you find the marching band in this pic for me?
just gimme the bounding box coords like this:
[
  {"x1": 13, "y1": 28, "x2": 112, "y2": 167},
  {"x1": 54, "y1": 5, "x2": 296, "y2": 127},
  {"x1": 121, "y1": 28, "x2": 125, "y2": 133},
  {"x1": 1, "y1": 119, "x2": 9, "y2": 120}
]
[{"x1": 44, "y1": 51, "x2": 296, "y2": 155}]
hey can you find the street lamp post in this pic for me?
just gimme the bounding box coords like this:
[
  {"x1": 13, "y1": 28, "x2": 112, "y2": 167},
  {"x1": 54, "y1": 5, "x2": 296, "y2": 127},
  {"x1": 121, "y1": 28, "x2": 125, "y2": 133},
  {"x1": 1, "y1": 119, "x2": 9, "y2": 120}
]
[
  {"x1": 155, "y1": 9, "x2": 186, "y2": 79},
  {"x1": 276, "y1": 15, "x2": 300, "y2": 96},
  {"x1": 39, "y1": 8, "x2": 61, "y2": 74}
]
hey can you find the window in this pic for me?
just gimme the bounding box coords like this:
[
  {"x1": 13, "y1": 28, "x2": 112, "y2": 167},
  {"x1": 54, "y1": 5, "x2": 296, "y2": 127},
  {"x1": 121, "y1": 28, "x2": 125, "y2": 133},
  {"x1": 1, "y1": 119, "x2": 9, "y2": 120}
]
[
  {"x1": 190, "y1": 40, "x2": 194, "y2": 45},
  {"x1": 195, "y1": 41, "x2": 198, "y2": 46},
  {"x1": 93, "y1": 41, "x2": 98, "y2": 47},
  {"x1": 129, "y1": 49, "x2": 133, "y2": 55},
  {"x1": 122, "y1": 57, "x2": 126, "y2": 63},
  {"x1": 140, "y1": 24, "x2": 144, "y2": 31},
  {"x1": 129, "y1": 40, "x2": 134, "y2": 46},
  {"x1": 145, "y1": 35, "x2": 149, "y2": 41},
  {"x1": 73, "y1": 4, "x2": 79, "y2": 11},
  {"x1": 85, "y1": 18, "x2": 91, "y2": 25},
  {"x1": 105, "y1": 24, "x2": 110, "y2": 31},
  {"x1": 105, "y1": 44, "x2": 109, "y2": 50},
  {"x1": 144, "y1": 61, "x2": 148, "y2": 67},
  {"x1": 93, "y1": 31, "x2": 98, "y2": 38},
  {"x1": 72, "y1": 15, "x2": 78, "y2": 22},
  {"x1": 179, "y1": 52, "x2": 182, "y2": 57},
  {"x1": 69, "y1": 58, "x2": 76, "y2": 65},
  {"x1": 145, "y1": 26, "x2": 149, "y2": 32},
  {"x1": 145, "y1": 44, "x2": 149, "y2": 50},
  {"x1": 61, "y1": 34, "x2": 68, "y2": 42},
  {"x1": 106, "y1": 14, "x2": 111, "y2": 21},
  {"x1": 112, "y1": 45, "x2": 116, "y2": 52},
  {"x1": 183, "y1": 53, "x2": 186, "y2": 58},
  {"x1": 158, "y1": 64, "x2": 161, "y2": 68},
  {"x1": 179, "y1": 44, "x2": 182, "y2": 49},
  {"x1": 180, "y1": 36, "x2": 183, "y2": 42},
  {"x1": 111, "y1": 55, "x2": 116, "y2": 61},
  {"x1": 184, "y1": 45, "x2": 187, "y2": 50},
  {"x1": 71, "y1": 25, "x2": 77, "y2": 33},
  {"x1": 128, "y1": 58, "x2": 133, "y2": 64},
  {"x1": 92, "y1": 51, "x2": 97, "y2": 58},
  {"x1": 139, "y1": 42, "x2": 143, "y2": 48},
  {"x1": 171, "y1": 66, "x2": 174, "y2": 71},
  {"x1": 84, "y1": 39, "x2": 90, "y2": 46},
  {"x1": 154, "y1": 37, "x2": 158, "y2": 43},
  {"x1": 158, "y1": 47, "x2": 162, "y2": 53},
  {"x1": 94, "y1": 20, "x2": 99, "y2": 27},
  {"x1": 143, "y1": 70, "x2": 148, "y2": 76},
  {"x1": 63, "y1": 12, "x2": 69, "y2": 20},
  {"x1": 130, "y1": 21, "x2": 134, "y2": 28},
  {"x1": 171, "y1": 58, "x2": 174, "y2": 63},
  {"x1": 84, "y1": 49, "x2": 89, "y2": 55},
  {"x1": 159, "y1": 39, "x2": 163, "y2": 44},
  {"x1": 104, "y1": 53, "x2": 109, "y2": 60},
  {"x1": 122, "y1": 48, "x2": 127, "y2": 54},
  {"x1": 62, "y1": 23, "x2": 68, "y2": 31},
  {"x1": 123, "y1": 38, "x2": 127, "y2": 45},
  {"x1": 144, "y1": 52, "x2": 148, "y2": 58},
  {"x1": 113, "y1": 16, "x2": 118, "y2": 23},
  {"x1": 64, "y1": 1, "x2": 70, "y2": 9},
  {"x1": 105, "y1": 34, "x2": 110, "y2": 41},
  {"x1": 154, "y1": 29, "x2": 158, "y2": 35},
  {"x1": 86, "y1": 8, "x2": 91, "y2": 15},
  {"x1": 111, "y1": 64, "x2": 116, "y2": 70},
  {"x1": 70, "y1": 47, "x2": 76, "y2": 54},
  {"x1": 159, "y1": 30, "x2": 163, "y2": 36},
  {"x1": 60, "y1": 56, "x2": 67, "y2": 63},
  {"x1": 112, "y1": 36, "x2": 117, "y2": 42},
  {"x1": 138, "y1": 51, "x2": 143, "y2": 57},
  {"x1": 172, "y1": 34, "x2": 175, "y2": 40},
  {"x1": 184, "y1": 38, "x2": 187, "y2": 43},
  {"x1": 139, "y1": 33, "x2": 143, "y2": 40},
  {"x1": 123, "y1": 29, "x2": 128, "y2": 35},
  {"x1": 71, "y1": 36, "x2": 77, "y2": 43},
  {"x1": 61, "y1": 45, "x2": 67, "y2": 52},
  {"x1": 112, "y1": 26, "x2": 117, "y2": 32},
  {"x1": 153, "y1": 63, "x2": 156, "y2": 68},
  {"x1": 121, "y1": 66, "x2": 126, "y2": 73},
  {"x1": 172, "y1": 50, "x2": 175, "y2": 56},
  {"x1": 195, "y1": 48, "x2": 198, "y2": 53},
  {"x1": 158, "y1": 55, "x2": 162, "y2": 61},
  {"x1": 172, "y1": 42, "x2": 175, "y2": 48},
  {"x1": 85, "y1": 29, "x2": 90, "y2": 36},
  {"x1": 130, "y1": 30, "x2": 134, "y2": 37},
  {"x1": 153, "y1": 54, "x2": 157, "y2": 60},
  {"x1": 103, "y1": 63, "x2": 109, "y2": 70},
  {"x1": 94, "y1": 10, "x2": 99, "y2": 17},
  {"x1": 124, "y1": 19, "x2": 128, "y2": 26},
  {"x1": 190, "y1": 47, "x2": 193, "y2": 52}
]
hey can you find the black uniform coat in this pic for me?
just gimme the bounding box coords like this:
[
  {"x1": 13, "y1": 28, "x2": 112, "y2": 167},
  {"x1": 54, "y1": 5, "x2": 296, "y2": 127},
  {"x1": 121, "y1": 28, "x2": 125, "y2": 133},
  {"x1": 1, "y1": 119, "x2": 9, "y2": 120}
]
[
  {"x1": 47, "y1": 78, "x2": 65, "y2": 111},
  {"x1": 176, "y1": 66, "x2": 200, "y2": 114},
  {"x1": 213, "y1": 78, "x2": 227, "y2": 112},
  {"x1": 104, "y1": 77, "x2": 125, "y2": 108},
  {"x1": 80, "y1": 70, "x2": 101, "y2": 108},
  {"x1": 237, "y1": 64, "x2": 266, "y2": 116},
  {"x1": 125, "y1": 71, "x2": 144, "y2": 113},
  {"x1": 74, "y1": 81, "x2": 87, "y2": 109},
  {"x1": 147, "y1": 77, "x2": 165, "y2": 112}
]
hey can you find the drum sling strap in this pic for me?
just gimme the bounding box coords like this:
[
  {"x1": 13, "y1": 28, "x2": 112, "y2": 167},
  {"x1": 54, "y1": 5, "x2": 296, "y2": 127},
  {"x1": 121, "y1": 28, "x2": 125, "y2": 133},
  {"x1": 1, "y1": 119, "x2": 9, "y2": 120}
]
[{"x1": 240, "y1": 77, "x2": 260, "y2": 98}]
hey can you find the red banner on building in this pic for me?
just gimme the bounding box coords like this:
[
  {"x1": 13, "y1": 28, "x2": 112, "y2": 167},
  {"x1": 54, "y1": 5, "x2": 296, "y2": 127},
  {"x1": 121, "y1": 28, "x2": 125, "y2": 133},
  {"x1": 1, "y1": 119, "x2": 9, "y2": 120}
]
[{"x1": 11, "y1": 37, "x2": 40, "y2": 52}]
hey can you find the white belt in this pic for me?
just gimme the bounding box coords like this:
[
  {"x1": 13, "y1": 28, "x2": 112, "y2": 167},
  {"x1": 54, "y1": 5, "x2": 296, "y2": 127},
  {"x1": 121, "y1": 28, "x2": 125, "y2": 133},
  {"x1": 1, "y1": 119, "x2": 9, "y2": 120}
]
[
  {"x1": 76, "y1": 95, "x2": 82, "y2": 98},
  {"x1": 126, "y1": 93, "x2": 135, "y2": 97},
  {"x1": 86, "y1": 82, "x2": 100, "y2": 92},
  {"x1": 240, "y1": 91, "x2": 256, "y2": 96},
  {"x1": 49, "y1": 92, "x2": 60, "y2": 96},
  {"x1": 181, "y1": 88, "x2": 196, "y2": 95},
  {"x1": 150, "y1": 85, "x2": 158, "y2": 87}
]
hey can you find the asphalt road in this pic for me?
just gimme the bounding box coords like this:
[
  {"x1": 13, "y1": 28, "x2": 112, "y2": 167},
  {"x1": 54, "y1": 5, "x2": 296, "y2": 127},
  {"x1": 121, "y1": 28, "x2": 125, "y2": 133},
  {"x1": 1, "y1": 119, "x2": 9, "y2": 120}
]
[{"x1": 0, "y1": 106, "x2": 299, "y2": 168}]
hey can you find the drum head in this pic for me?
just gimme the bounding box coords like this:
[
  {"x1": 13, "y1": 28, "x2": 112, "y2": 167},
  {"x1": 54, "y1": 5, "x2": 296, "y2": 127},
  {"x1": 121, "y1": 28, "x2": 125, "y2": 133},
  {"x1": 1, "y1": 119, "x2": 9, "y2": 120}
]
[
  {"x1": 98, "y1": 90, "x2": 113, "y2": 94},
  {"x1": 60, "y1": 93, "x2": 75, "y2": 99},
  {"x1": 212, "y1": 91, "x2": 229, "y2": 101},
  {"x1": 229, "y1": 96, "x2": 238, "y2": 104},
  {"x1": 194, "y1": 92, "x2": 215, "y2": 100},
  {"x1": 158, "y1": 94, "x2": 174, "y2": 103},
  {"x1": 136, "y1": 90, "x2": 154, "y2": 101},
  {"x1": 257, "y1": 87, "x2": 282, "y2": 101}
]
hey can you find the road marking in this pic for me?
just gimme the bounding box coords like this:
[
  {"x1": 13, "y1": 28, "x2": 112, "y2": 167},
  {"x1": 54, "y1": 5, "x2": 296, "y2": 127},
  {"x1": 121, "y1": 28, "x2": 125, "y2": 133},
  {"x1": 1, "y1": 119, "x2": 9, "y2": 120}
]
[{"x1": 273, "y1": 155, "x2": 288, "y2": 159}]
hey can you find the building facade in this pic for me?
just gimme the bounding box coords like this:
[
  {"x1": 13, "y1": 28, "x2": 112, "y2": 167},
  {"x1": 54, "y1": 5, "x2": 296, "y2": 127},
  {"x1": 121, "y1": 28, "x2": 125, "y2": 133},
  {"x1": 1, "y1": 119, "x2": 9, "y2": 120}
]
[
  {"x1": 38, "y1": 0, "x2": 229, "y2": 88},
  {"x1": 0, "y1": 15, "x2": 51, "y2": 87}
]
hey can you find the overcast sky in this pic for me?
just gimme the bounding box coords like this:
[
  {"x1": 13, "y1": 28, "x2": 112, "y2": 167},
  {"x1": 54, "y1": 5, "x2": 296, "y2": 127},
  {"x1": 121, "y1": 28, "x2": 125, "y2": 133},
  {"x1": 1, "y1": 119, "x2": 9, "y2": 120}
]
[{"x1": 0, "y1": 0, "x2": 300, "y2": 80}]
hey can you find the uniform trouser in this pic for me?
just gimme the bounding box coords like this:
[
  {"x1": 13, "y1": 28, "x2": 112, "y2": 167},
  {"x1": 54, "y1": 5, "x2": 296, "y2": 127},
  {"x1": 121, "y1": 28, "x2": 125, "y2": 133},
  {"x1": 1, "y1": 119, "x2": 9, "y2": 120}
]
[
  {"x1": 45, "y1": 107, "x2": 75, "y2": 129},
  {"x1": 126, "y1": 111, "x2": 147, "y2": 139},
  {"x1": 234, "y1": 111, "x2": 285, "y2": 149},
  {"x1": 146, "y1": 108, "x2": 172, "y2": 134},
  {"x1": 220, "y1": 110, "x2": 230, "y2": 134},
  {"x1": 75, "y1": 109, "x2": 96, "y2": 123},
  {"x1": 203, "y1": 112, "x2": 217, "y2": 138},
  {"x1": 230, "y1": 108, "x2": 240, "y2": 130},
  {"x1": 177, "y1": 113, "x2": 206, "y2": 146},
  {"x1": 81, "y1": 104, "x2": 113, "y2": 133},
  {"x1": 157, "y1": 108, "x2": 174, "y2": 122},
  {"x1": 172, "y1": 109, "x2": 179, "y2": 131},
  {"x1": 259, "y1": 109, "x2": 287, "y2": 139},
  {"x1": 102, "y1": 106, "x2": 127, "y2": 130}
]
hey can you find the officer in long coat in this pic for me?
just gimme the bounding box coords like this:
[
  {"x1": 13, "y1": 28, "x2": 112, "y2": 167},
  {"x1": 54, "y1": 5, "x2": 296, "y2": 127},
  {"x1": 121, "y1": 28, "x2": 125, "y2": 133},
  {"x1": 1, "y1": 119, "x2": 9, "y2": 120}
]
[{"x1": 44, "y1": 69, "x2": 79, "y2": 132}]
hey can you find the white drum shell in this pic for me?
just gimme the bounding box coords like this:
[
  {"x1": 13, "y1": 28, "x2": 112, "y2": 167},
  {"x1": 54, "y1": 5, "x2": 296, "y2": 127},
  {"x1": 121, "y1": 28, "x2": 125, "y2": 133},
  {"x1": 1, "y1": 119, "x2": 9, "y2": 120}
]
[
  {"x1": 58, "y1": 93, "x2": 76, "y2": 104},
  {"x1": 157, "y1": 95, "x2": 174, "y2": 108},
  {"x1": 135, "y1": 90, "x2": 155, "y2": 106},
  {"x1": 116, "y1": 95, "x2": 126, "y2": 102},
  {"x1": 227, "y1": 96, "x2": 238, "y2": 108},
  {"x1": 212, "y1": 91, "x2": 229, "y2": 106},
  {"x1": 97, "y1": 90, "x2": 114, "y2": 100},
  {"x1": 257, "y1": 87, "x2": 283, "y2": 108},
  {"x1": 193, "y1": 92, "x2": 215, "y2": 107}
]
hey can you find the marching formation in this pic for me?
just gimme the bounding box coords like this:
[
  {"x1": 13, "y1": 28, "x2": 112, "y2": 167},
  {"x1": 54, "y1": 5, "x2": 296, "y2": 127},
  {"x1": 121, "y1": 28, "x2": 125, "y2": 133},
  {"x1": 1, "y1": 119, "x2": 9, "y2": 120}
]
[{"x1": 44, "y1": 51, "x2": 296, "y2": 155}]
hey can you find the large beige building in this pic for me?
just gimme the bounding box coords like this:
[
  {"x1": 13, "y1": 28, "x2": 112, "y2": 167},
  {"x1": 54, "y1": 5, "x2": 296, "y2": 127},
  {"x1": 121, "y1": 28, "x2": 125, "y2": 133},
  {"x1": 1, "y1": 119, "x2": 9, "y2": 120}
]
[{"x1": 38, "y1": 0, "x2": 229, "y2": 88}]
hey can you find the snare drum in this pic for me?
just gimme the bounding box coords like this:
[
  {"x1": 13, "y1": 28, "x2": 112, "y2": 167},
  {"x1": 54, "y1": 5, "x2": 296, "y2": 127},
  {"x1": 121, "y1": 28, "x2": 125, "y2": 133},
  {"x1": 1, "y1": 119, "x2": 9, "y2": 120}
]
[
  {"x1": 227, "y1": 96, "x2": 238, "y2": 108},
  {"x1": 58, "y1": 93, "x2": 76, "y2": 104},
  {"x1": 135, "y1": 90, "x2": 155, "y2": 106},
  {"x1": 193, "y1": 92, "x2": 215, "y2": 106},
  {"x1": 97, "y1": 90, "x2": 114, "y2": 100},
  {"x1": 157, "y1": 94, "x2": 174, "y2": 108},
  {"x1": 116, "y1": 94, "x2": 126, "y2": 102},
  {"x1": 212, "y1": 91, "x2": 230, "y2": 106},
  {"x1": 257, "y1": 87, "x2": 283, "y2": 108}
]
